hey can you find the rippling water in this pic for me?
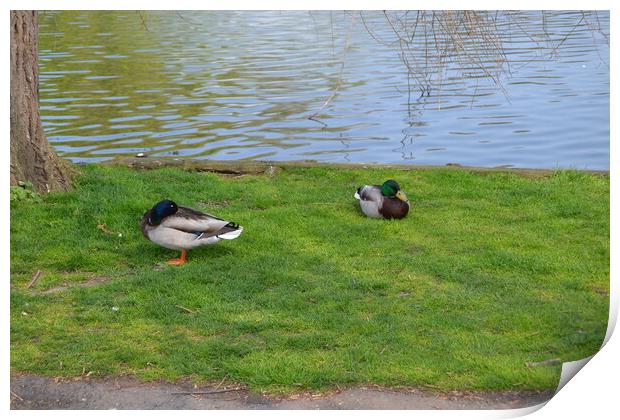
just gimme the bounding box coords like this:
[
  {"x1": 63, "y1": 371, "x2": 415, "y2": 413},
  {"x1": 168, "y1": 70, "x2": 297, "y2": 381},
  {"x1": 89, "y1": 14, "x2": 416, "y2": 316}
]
[{"x1": 38, "y1": 11, "x2": 609, "y2": 169}]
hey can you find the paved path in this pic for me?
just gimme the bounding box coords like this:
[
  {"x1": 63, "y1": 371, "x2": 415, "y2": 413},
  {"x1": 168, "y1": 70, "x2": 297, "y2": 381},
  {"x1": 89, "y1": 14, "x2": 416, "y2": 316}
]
[{"x1": 10, "y1": 375, "x2": 554, "y2": 410}]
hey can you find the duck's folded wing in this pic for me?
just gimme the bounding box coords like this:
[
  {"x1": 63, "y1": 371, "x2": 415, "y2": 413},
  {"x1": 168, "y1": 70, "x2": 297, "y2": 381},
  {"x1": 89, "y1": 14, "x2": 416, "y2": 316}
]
[
  {"x1": 357, "y1": 185, "x2": 383, "y2": 201},
  {"x1": 162, "y1": 206, "x2": 230, "y2": 234}
]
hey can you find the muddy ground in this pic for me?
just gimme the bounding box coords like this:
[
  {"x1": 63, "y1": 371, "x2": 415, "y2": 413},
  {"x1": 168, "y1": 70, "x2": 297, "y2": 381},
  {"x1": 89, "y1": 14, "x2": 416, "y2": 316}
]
[{"x1": 10, "y1": 375, "x2": 555, "y2": 410}]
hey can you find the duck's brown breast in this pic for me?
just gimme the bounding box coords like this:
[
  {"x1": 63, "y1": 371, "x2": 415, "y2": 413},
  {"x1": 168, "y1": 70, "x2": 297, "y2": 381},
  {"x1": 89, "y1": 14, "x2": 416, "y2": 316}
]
[{"x1": 379, "y1": 198, "x2": 410, "y2": 219}]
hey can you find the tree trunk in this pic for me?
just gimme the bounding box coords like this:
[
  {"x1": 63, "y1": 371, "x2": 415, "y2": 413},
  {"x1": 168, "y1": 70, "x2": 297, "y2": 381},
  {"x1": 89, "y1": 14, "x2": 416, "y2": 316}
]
[{"x1": 10, "y1": 10, "x2": 72, "y2": 193}]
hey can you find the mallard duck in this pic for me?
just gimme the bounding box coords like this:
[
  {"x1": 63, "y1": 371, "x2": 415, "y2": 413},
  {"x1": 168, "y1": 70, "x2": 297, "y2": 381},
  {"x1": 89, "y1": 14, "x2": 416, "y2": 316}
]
[
  {"x1": 141, "y1": 199, "x2": 243, "y2": 265},
  {"x1": 354, "y1": 179, "x2": 410, "y2": 219}
]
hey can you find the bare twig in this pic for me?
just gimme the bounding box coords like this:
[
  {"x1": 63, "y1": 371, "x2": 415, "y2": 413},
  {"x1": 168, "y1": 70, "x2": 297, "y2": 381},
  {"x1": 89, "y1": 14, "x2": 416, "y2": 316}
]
[
  {"x1": 11, "y1": 390, "x2": 24, "y2": 401},
  {"x1": 547, "y1": 13, "x2": 585, "y2": 58},
  {"x1": 359, "y1": 11, "x2": 392, "y2": 47},
  {"x1": 582, "y1": 11, "x2": 609, "y2": 68},
  {"x1": 172, "y1": 387, "x2": 247, "y2": 395},
  {"x1": 26, "y1": 270, "x2": 42, "y2": 289},
  {"x1": 307, "y1": 12, "x2": 356, "y2": 125},
  {"x1": 175, "y1": 305, "x2": 197, "y2": 314},
  {"x1": 214, "y1": 374, "x2": 229, "y2": 391},
  {"x1": 136, "y1": 11, "x2": 150, "y2": 32},
  {"x1": 307, "y1": 116, "x2": 327, "y2": 127}
]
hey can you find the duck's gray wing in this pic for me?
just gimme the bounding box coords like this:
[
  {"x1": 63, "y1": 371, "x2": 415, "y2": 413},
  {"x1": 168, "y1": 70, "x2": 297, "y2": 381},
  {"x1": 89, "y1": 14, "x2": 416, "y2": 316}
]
[
  {"x1": 355, "y1": 185, "x2": 384, "y2": 218},
  {"x1": 161, "y1": 206, "x2": 232, "y2": 236},
  {"x1": 355, "y1": 185, "x2": 383, "y2": 202}
]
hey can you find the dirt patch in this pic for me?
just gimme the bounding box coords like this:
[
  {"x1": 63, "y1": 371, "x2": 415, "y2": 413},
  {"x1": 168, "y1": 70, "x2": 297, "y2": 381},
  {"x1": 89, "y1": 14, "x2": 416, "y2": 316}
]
[
  {"x1": 36, "y1": 276, "x2": 113, "y2": 295},
  {"x1": 10, "y1": 374, "x2": 554, "y2": 410},
  {"x1": 196, "y1": 199, "x2": 230, "y2": 209},
  {"x1": 589, "y1": 284, "x2": 610, "y2": 297}
]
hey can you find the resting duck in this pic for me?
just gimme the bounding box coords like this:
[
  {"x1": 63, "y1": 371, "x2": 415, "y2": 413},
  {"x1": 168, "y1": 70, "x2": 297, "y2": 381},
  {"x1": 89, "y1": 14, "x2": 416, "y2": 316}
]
[
  {"x1": 354, "y1": 179, "x2": 409, "y2": 219},
  {"x1": 141, "y1": 199, "x2": 243, "y2": 265}
]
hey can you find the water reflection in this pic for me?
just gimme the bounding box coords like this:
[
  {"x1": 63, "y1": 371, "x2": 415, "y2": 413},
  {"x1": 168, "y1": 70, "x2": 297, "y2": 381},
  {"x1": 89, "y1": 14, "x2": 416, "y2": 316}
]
[{"x1": 38, "y1": 11, "x2": 609, "y2": 169}]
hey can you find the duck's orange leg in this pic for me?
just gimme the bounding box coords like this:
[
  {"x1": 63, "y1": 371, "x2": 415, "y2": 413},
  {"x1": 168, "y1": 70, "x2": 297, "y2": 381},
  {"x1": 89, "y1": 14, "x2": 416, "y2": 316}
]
[{"x1": 167, "y1": 250, "x2": 187, "y2": 266}]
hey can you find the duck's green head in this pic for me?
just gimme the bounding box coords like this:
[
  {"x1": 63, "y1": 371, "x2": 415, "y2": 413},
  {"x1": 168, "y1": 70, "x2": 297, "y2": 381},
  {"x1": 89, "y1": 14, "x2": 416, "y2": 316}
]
[
  {"x1": 381, "y1": 180, "x2": 408, "y2": 202},
  {"x1": 149, "y1": 199, "x2": 178, "y2": 225}
]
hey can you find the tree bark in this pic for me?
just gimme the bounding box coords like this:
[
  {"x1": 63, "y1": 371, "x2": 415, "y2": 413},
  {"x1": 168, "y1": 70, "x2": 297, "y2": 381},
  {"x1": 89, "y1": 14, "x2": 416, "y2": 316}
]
[{"x1": 10, "y1": 10, "x2": 72, "y2": 193}]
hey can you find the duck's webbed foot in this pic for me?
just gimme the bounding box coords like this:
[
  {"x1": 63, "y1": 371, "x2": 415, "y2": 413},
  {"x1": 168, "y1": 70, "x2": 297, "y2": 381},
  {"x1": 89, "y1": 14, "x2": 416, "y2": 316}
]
[{"x1": 167, "y1": 250, "x2": 187, "y2": 266}]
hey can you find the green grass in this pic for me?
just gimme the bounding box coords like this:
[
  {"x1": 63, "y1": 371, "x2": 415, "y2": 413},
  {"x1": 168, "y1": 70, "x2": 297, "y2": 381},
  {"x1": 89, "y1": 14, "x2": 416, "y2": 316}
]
[{"x1": 10, "y1": 164, "x2": 609, "y2": 393}]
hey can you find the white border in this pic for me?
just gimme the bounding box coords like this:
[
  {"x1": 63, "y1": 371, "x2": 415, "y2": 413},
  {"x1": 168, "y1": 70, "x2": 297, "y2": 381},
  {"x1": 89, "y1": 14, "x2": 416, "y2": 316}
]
[{"x1": 4, "y1": 2, "x2": 616, "y2": 419}]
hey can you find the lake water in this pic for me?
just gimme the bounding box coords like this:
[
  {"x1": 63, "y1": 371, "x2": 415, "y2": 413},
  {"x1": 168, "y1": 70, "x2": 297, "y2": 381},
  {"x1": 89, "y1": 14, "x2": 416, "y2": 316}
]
[{"x1": 38, "y1": 11, "x2": 609, "y2": 170}]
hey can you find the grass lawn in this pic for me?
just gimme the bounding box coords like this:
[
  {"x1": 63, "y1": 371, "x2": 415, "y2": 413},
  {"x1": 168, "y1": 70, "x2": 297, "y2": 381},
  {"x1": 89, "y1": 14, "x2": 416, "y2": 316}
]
[{"x1": 10, "y1": 163, "x2": 609, "y2": 393}]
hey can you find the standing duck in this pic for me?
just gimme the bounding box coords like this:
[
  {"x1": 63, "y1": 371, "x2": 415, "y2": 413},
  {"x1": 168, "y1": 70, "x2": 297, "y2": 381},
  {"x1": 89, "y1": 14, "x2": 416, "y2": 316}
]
[
  {"x1": 141, "y1": 199, "x2": 243, "y2": 265},
  {"x1": 354, "y1": 179, "x2": 410, "y2": 219}
]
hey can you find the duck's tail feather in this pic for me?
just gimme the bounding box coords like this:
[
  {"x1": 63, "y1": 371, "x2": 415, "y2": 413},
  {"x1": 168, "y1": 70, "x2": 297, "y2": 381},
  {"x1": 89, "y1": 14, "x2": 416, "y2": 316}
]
[{"x1": 216, "y1": 222, "x2": 243, "y2": 240}]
